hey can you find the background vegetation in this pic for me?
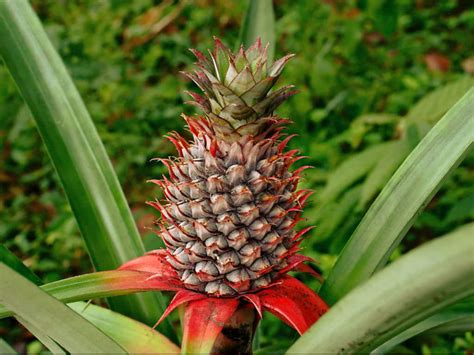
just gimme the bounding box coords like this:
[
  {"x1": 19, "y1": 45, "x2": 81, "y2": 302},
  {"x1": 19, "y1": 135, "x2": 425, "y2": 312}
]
[{"x1": 1, "y1": 0, "x2": 473, "y2": 353}]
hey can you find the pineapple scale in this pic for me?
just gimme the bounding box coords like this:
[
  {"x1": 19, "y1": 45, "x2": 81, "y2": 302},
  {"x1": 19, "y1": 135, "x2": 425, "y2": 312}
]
[
  {"x1": 150, "y1": 117, "x2": 309, "y2": 297},
  {"x1": 149, "y1": 39, "x2": 311, "y2": 297}
]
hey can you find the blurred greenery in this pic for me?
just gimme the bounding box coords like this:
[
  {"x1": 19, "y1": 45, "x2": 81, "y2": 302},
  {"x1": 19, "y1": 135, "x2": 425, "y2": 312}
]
[{"x1": 0, "y1": 0, "x2": 473, "y2": 353}]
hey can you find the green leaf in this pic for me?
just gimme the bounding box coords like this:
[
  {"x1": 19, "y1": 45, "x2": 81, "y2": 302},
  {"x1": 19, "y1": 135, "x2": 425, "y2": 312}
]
[
  {"x1": 0, "y1": 269, "x2": 182, "y2": 321},
  {"x1": 0, "y1": 271, "x2": 179, "y2": 353},
  {"x1": 367, "y1": 0, "x2": 399, "y2": 36},
  {"x1": 349, "y1": 113, "x2": 401, "y2": 148},
  {"x1": 0, "y1": 270, "x2": 163, "y2": 319},
  {"x1": 0, "y1": 263, "x2": 126, "y2": 354},
  {"x1": 68, "y1": 302, "x2": 180, "y2": 354},
  {"x1": 314, "y1": 186, "x2": 361, "y2": 243},
  {"x1": 319, "y1": 142, "x2": 393, "y2": 204},
  {"x1": 0, "y1": 0, "x2": 171, "y2": 333},
  {"x1": 0, "y1": 245, "x2": 42, "y2": 285},
  {"x1": 357, "y1": 139, "x2": 411, "y2": 209},
  {"x1": 445, "y1": 192, "x2": 474, "y2": 224},
  {"x1": 14, "y1": 316, "x2": 66, "y2": 354},
  {"x1": 41, "y1": 271, "x2": 150, "y2": 304},
  {"x1": 373, "y1": 297, "x2": 474, "y2": 353},
  {"x1": 320, "y1": 89, "x2": 474, "y2": 304},
  {"x1": 406, "y1": 76, "x2": 474, "y2": 123},
  {"x1": 427, "y1": 316, "x2": 474, "y2": 335},
  {"x1": 239, "y1": 0, "x2": 275, "y2": 63},
  {"x1": 0, "y1": 338, "x2": 17, "y2": 354},
  {"x1": 288, "y1": 224, "x2": 474, "y2": 353}
]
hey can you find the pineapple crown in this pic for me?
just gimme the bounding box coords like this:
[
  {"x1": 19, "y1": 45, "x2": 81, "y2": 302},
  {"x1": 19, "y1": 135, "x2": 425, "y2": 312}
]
[{"x1": 183, "y1": 37, "x2": 296, "y2": 140}]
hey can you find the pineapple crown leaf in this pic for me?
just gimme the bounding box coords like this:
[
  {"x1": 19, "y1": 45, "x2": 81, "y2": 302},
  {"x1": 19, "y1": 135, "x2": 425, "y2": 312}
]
[{"x1": 184, "y1": 37, "x2": 296, "y2": 139}]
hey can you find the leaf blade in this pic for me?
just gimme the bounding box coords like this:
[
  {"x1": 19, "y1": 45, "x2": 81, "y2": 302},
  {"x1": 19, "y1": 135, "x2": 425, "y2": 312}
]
[
  {"x1": 0, "y1": 0, "x2": 171, "y2": 332},
  {"x1": 319, "y1": 142, "x2": 392, "y2": 204},
  {"x1": 373, "y1": 297, "x2": 474, "y2": 353},
  {"x1": 0, "y1": 263, "x2": 126, "y2": 354},
  {"x1": 427, "y1": 315, "x2": 474, "y2": 334},
  {"x1": 357, "y1": 139, "x2": 410, "y2": 209},
  {"x1": 320, "y1": 88, "x2": 474, "y2": 304},
  {"x1": 14, "y1": 316, "x2": 66, "y2": 354},
  {"x1": 0, "y1": 270, "x2": 177, "y2": 319},
  {"x1": 0, "y1": 338, "x2": 17, "y2": 354},
  {"x1": 68, "y1": 302, "x2": 180, "y2": 354},
  {"x1": 0, "y1": 245, "x2": 41, "y2": 285},
  {"x1": 258, "y1": 276, "x2": 328, "y2": 335},
  {"x1": 406, "y1": 76, "x2": 474, "y2": 123},
  {"x1": 288, "y1": 224, "x2": 474, "y2": 353},
  {"x1": 181, "y1": 298, "x2": 240, "y2": 354},
  {"x1": 239, "y1": 0, "x2": 275, "y2": 62}
]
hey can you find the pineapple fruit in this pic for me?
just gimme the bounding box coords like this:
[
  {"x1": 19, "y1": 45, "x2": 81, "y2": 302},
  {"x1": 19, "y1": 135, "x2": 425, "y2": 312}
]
[
  {"x1": 149, "y1": 38, "x2": 311, "y2": 296},
  {"x1": 118, "y1": 38, "x2": 328, "y2": 352}
]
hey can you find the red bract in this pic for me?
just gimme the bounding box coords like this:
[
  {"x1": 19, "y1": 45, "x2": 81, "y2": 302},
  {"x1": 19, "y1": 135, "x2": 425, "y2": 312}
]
[{"x1": 119, "y1": 249, "x2": 328, "y2": 351}]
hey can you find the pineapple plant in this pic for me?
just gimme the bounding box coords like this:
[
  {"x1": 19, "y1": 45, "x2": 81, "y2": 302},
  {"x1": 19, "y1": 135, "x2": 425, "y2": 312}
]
[
  {"x1": 2, "y1": 1, "x2": 473, "y2": 354},
  {"x1": 119, "y1": 38, "x2": 328, "y2": 353}
]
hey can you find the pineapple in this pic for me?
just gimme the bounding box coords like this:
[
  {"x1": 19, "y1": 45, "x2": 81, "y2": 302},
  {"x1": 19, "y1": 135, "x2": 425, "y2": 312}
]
[
  {"x1": 118, "y1": 38, "x2": 328, "y2": 352},
  {"x1": 149, "y1": 38, "x2": 311, "y2": 296}
]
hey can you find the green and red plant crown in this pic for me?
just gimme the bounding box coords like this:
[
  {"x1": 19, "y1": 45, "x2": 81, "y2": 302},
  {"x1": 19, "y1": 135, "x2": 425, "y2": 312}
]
[{"x1": 118, "y1": 38, "x2": 328, "y2": 347}]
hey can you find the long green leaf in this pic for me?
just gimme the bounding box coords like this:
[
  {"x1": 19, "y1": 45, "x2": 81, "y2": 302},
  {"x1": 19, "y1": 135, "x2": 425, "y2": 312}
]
[
  {"x1": 0, "y1": 0, "x2": 171, "y2": 332},
  {"x1": 0, "y1": 270, "x2": 180, "y2": 352},
  {"x1": 358, "y1": 139, "x2": 411, "y2": 209},
  {"x1": 320, "y1": 88, "x2": 474, "y2": 304},
  {"x1": 319, "y1": 141, "x2": 393, "y2": 204},
  {"x1": 406, "y1": 76, "x2": 474, "y2": 123},
  {"x1": 0, "y1": 338, "x2": 17, "y2": 354},
  {"x1": 41, "y1": 271, "x2": 152, "y2": 304},
  {"x1": 68, "y1": 302, "x2": 180, "y2": 354},
  {"x1": 314, "y1": 186, "x2": 361, "y2": 243},
  {"x1": 427, "y1": 316, "x2": 474, "y2": 334},
  {"x1": 0, "y1": 270, "x2": 161, "y2": 319},
  {"x1": 0, "y1": 247, "x2": 62, "y2": 353},
  {"x1": 0, "y1": 245, "x2": 41, "y2": 285},
  {"x1": 287, "y1": 224, "x2": 474, "y2": 353},
  {"x1": 374, "y1": 297, "x2": 474, "y2": 353},
  {"x1": 15, "y1": 316, "x2": 66, "y2": 354},
  {"x1": 239, "y1": 0, "x2": 275, "y2": 62},
  {"x1": 0, "y1": 263, "x2": 126, "y2": 353}
]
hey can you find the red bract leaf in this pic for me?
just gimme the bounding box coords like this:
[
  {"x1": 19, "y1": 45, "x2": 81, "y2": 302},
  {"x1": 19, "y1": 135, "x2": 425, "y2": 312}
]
[
  {"x1": 182, "y1": 297, "x2": 239, "y2": 354},
  {"x1": 287, "y1": 254, "x2": 315, "y2": 264},
  {"x1": 141, "y1": 275, "x2": 183, "y2": 291},
  {"x1": 292, "y1": 226, "x2": 314, "y2": 241},
  {"x1": 293, "y1": 263, "x2": 324, "y2": 283},
  {"x1": 154, "y1": 289, "x2": 206, "y2": 328},
  {"x1": 91, "y1": 270, "x2": 181, "y2": 293},
  {"x1": 257, "y1": 276, "x2": 328, "y2": 335},
  {"x1": 241, "y1": 293, "x2": 263, "y2": 319},
  {"x1": 117, "y1": 251, "x2": 183, "y2": 291},
  {"x1": 118, "y1": 250, "x2": 178, "y2": 279},
  {"x1": 280, "y1": 254, "x2": 324, "y2": 282}
]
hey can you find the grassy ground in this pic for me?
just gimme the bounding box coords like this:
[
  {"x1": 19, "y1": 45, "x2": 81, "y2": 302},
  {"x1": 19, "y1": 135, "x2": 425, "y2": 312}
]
[{"x1": 1, "y1": 0, "x2": 473, "y2": 353}]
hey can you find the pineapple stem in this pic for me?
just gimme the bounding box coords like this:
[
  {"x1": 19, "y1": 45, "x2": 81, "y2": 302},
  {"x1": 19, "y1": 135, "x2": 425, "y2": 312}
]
[{"x1": 211, "y1": 304, "x2": 258, "y2": 355}]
